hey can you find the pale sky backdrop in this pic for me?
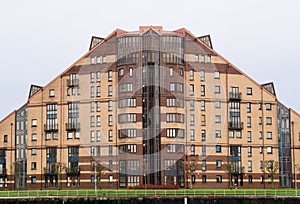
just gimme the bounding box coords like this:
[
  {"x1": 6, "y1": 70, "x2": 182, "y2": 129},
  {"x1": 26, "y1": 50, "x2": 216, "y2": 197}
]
[{"x1": 0, "y1": 0, "x2": 299, "y2": 120}]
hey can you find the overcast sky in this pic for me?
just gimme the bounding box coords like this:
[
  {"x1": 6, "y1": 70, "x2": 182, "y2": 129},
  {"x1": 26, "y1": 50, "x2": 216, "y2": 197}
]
[{"x1": 0, "y1": 0, "x2": 299, "y2": 120}]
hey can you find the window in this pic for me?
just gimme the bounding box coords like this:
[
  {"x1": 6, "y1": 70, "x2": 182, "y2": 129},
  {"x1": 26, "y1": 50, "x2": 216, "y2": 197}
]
[
  {"x1": 31, "y1": 162, "x2": 37, "y2": 170},
  {"x1": 201, "y1": 85, "x2": 205, "y2": 96},
  {"x1": 32, "y1": 134, "x2": 37, "y2": 141},
  {"x1": 216, "y1": 145, "x2": 221, "y2": 153},
  {"x1": 248, "y1": 161, "x2": 252, "y2": 172},
  {"x1": 96, "y1": 115, "x2": 101, "y2": 127},
  {"x1": 190, "y1": 129, "x2": 195, "y2": 141},
  {"x1": 90, "y1": 131, "x2": 95, "y2": 142},
  {"x1": 202, "y1": 145, "x2": 206, "y2": 156},
  {"x1": 190, "y1": 84, "x2": 194, "y2": 96},
  {"x1": 169, "y1": 67, "x2": 174, "y2": 76},
  {"x1": 109, "y1": 175, "x2": 113, "y2": 183},
  {"x1": 229, "y1": 131, "x2": 234, "y2": 138},
  {"x1": 90, "y1": 56, "x2": 95, "y2": 64},
  {"x1": 96, "y1": 130, "x2": 101, "y2": 142},
  {"x1": 4, "y1": 135, "x2": 8, "y2": 143},
  {"x1": 119, "y1": 98, "x2": 136, "y2": 108},
  {"x1": 90, "y1": 116, "x2": 95, "y2": 127},
  {"x1": 190, "y1": 145, "x2": 195, "y2": 156},
  {"x1": 108, "y1": 70, "x2": 112, "y2": 81},
  {"x1": 215, "y1": 86, "x2": 220, "y2": 94},
  {"x1": 90, "y1": 86, "x2": 95, "y2": 98},
  {"x1": 108, "y1": 115, "x2": 113, "y2": 126},
  {"x1": 32, "y1": 119, "x2": 37, "y2": 127},
  {"x1": 216, "y1": 160, "x2": 222, "y2": 168},
  {"x1": 49, "y1": 89, "x2": 55, "y2": 97},
  {"x1": 266, "y1": 103, "x2": 271, "y2": 110},
  {"x1": 67, "y1": 132, "x2": 73, "y2": 139},
  {"x1": 215, "y1": 115, "x2": 221, "y2": 123},
  {"x1": 215, "y1": 130, "x2": 221, "y2": 138},
  {"x1": 119, "y1": 83, "x2": 133, "y2": 93},
  {"x1": 90, "y1": 72, "x2": 95, "y2": 83},
  {"x1": 207, "y1": 55, "x2": 211, "y2": 63},
  {"x1": 190, "y1": 114, "x2": 195, "y2": 126},
  {"x1": 166, "y1": 113, "x2": 184, "y2": 123},
  {"x1": 266, "y1": 132, "x2": 272, "y2": 139},
  {"x1": 90, "y1": 102, "x2": 95, "y2": 112},
  {"x1": 247, "y1": 116, "x2": 251, "y2": 128},
  {"x1": 247, "y1": 131, "x2": 252, "y2": 142},
  {"x1": 96, "y1": 71, "x2": 101, "y2": 82},
  {"x1": 216, "y1": 175, "x2": 222, "y2": 183},
  {"x1": 266, "y1": 117, "x2": 272, "y2": 125},
  {"x1": 195, "y1": 54, "x2": 199, "y2": 62},
  {"x1": 200, "y1": 70, "x2": 205, "y2": 81},
  {"x1": 96, "y1": 101, "x2": 101, "y2": 112},
  {"x1": 109, "y1": 146, "x2": 113, "y2": 157},
  {"x1": 119, "y1": 113, "x2": 137, "y2": 123},
  {"x1": 259, "y1": 131, "x2": 263, "y2": 139},
  {"x1": 109, "y1": 130, "x2": 113, "y2": 142},
  {"x1": 201, "y1": 100, "x2": 205, "y2": 111},
  {"x1": 108, "y1": 85, "x2": 113, "y2": 96},
  {"x1": 247, "y1": 87, "x2": 252, "y2": 95},
  {"x1": 96, "y1": 86, "x2": 101, "y2": 97},
  {"x1": 201, "y1": 55, "x2": 205, "y2": 63},
  {"x1": 267, "y1": 146, "x2": 273, "y2": 154},
  {"x1": 109, "y1": 160, "x2": 113, "y2": 171},
  {"x1": 129, "y1": 67, "x2": 133, "y2": 76},
  {"x1": 215, "y1": 101, "x2": 221, "y2": 108},
  {"x1": 31, "y1": 177, "x2": 37, "y2": 184},
  {"x1": 201, "y1": 130, "x2": 206, "y2": 141},
  {"x1": 202, "y1": 175, "x2": 207, "y2": 183},
  {"x1": 260, "y1": 161, "x2": 263, "y2": 169},
  {"x1": 119, "y1": 69, "x2": 124, "y2": 76},
  {"x1": 248, "y1": 176, "x2": 253, "y2": 183},
  {"x1": 178, "y1": 68, "x2": 183, "y2": 76},
  {"x1": 259, "y1": 146, "x2": 263, "y2": 154},
  {"x1": 260, "y1": 176, "x2": 264, "y2": 183},
  {"x1": 259, "y1": 117, "x2": 262, "y2": 125},
  {"x1": 202, "y1": 160, "x2": 206, "y2": 171},
  {"x1": 189, "y1": 70, "x2": 194, "y2": 80},
  {"x1": 190, "y1": 100, "x2": 194, "y2": 111},
  {"x1": 31, "y1": 148, "x2": 37, "y2": 155},
  {"x1": 214, "y1": 71, "x2": 220, "y2": 79},
  {"x1": 170, "y1": 83, "x2": 175, "y2": 91},
  {"x1": 248, "y1": 146, "x2": 252, "y2": 157},
  {"x1": 166, "y1": 129, "x2": 184, "y2": 138},
  {"x1": 236, "y1": 131, "x2": 242, "y2": 138},
  {"x1": 108, "y1": 100, "x2": 113, "y2": 111},
  {"x1": 247, "y1": 103, "x2": 251, "y2": 113},
  {"x1": 103, "y1": 56, "x2": 106, "y2": 63},
  {"x1": 298, "y1": 133, "x2": 300, "y2": 141}
]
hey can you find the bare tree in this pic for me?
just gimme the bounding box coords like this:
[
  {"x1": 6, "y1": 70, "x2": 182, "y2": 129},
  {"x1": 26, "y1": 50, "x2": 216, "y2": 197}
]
[
  {"x1": 11, "y1": 161, "x2": 22, "y2": 190},
  {"x1": 95, "y1": 161, "x2": 105, "y2": 189},
  {"x1": 54, "y1": 162, "x2": 66, "y2": 189},
  {"x1": 223, "y1": 163, "x2": 234, "y2": 189},
  {"x1": 262, "y1": 160, "x2": 279, "y2": 189},
  {"x1": 182, "y1": 161, "x2": 197, "y2": 189}
]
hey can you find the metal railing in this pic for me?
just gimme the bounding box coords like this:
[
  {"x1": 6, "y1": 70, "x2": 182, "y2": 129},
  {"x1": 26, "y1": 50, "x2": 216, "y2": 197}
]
[{"x1": 0, "y1": 189, "x2": 300, "y2": 198}]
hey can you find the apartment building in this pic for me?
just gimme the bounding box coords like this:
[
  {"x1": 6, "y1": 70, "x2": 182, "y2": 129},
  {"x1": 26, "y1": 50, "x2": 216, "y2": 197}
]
[{"x1": 0, "y1": 26, "x2": 300, "y2": 190}]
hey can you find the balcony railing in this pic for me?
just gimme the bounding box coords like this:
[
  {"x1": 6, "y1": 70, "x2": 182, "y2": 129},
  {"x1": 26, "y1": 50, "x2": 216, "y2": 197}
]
[
  {"x1": 67, "y1": 79, "x2": 79, "y2": 87},
  {"x1": 44, "y1": 167, "x2": 57, "y2": 175},
  {"x1": 229, "y1": 92, "x2": 242, "y2": 100},
  {"x1": 0, "y1": 168, "x2": 7, "y2": 175},
  {"x1": 228, "y1": 122, "x2": 244, "y2": 130},
  {"x1": 66, "y1": 167, "x2": 80, "y2": 176},
  {"x1": 65, "y1": 123, "x2": 80, "y2": 131},
  {"x1": 44, "y1": 124, "x2": 58, "y2": 132}
]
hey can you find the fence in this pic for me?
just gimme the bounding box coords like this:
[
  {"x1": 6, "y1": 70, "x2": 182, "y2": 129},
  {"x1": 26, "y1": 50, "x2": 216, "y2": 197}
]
[{"x1": 0, "y1": 189, "x2": 299, "y2": 199}]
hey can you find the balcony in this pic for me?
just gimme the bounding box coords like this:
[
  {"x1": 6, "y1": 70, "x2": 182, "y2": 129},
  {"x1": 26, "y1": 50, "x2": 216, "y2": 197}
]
[
  {"x1": 44, "y1": 124, "x2": 58, "y2": 132},
  {"x1": 66, "y1": 167, "x2": 80, "y2": 176},
  {"x1": 44, "y1": 167, "x2": 57, "y2": 175},
  {"x1": 228, "y1": 122, "x2": 244, "y2": 130},
  {"x1": 0, "y1": 168, "x2": 7, "y2": 176},
  {"x1": 65, "y1": 123, "x2": 80, "y2": 131},
  {"x1": 229, "y1": 92, "x2": 242, "y2": 100},
  {"x1": 67, "y1": 79, "x2": 79, "y2": 87}
]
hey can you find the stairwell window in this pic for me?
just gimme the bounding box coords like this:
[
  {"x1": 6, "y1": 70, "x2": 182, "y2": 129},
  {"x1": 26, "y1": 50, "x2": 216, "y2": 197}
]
[
  {"x1": 49, "y1": 89, "x2": 55, "y2": 97},
  {"x1": 247, "y1": 87, "x2": 252, "y2": 95}
]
